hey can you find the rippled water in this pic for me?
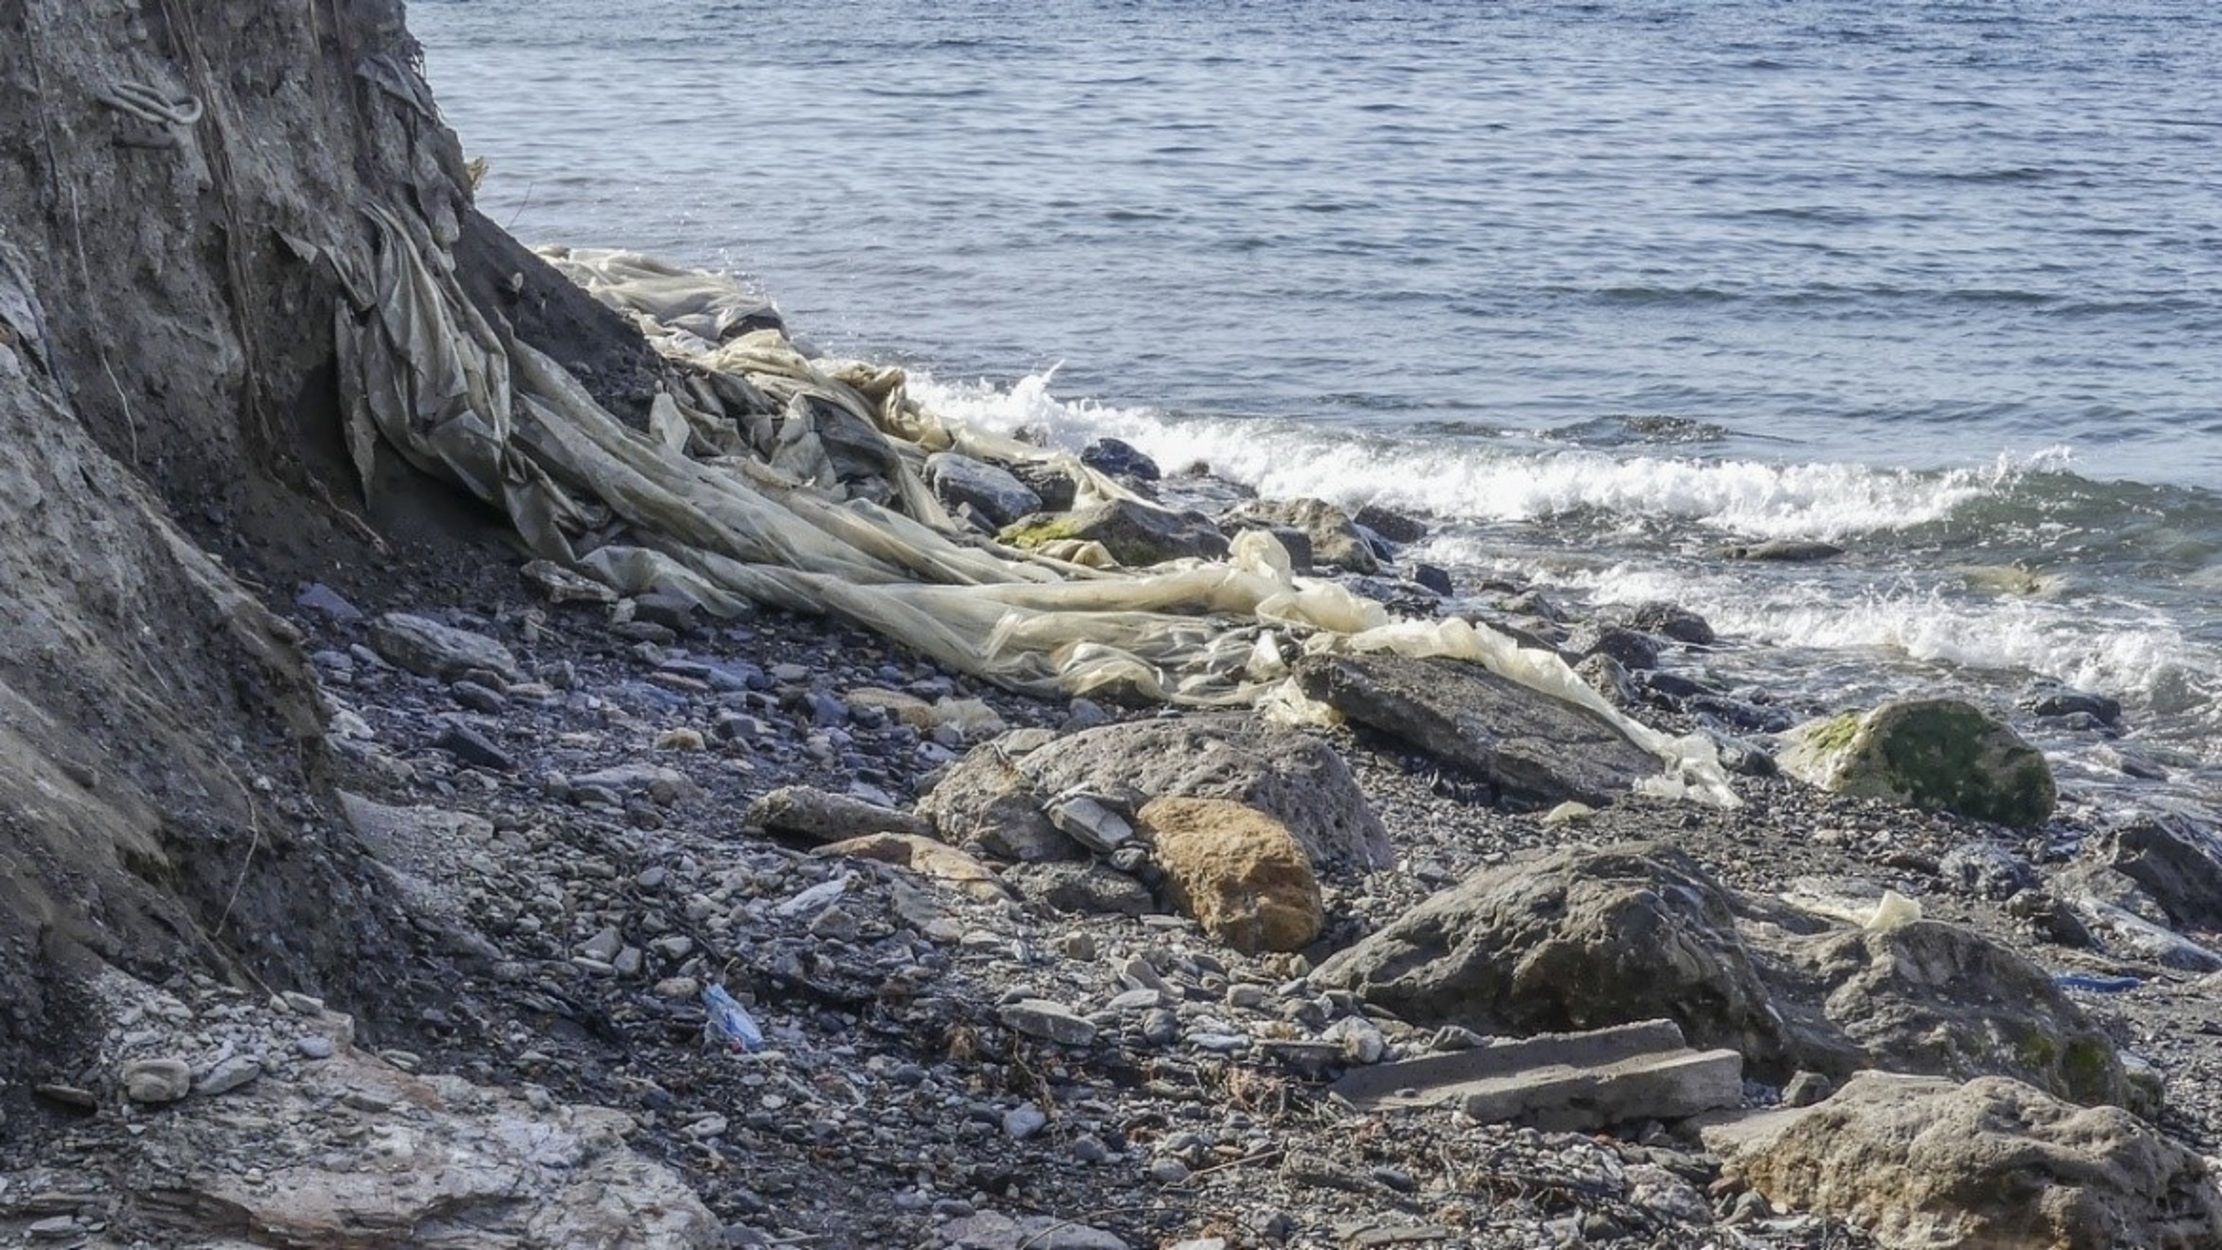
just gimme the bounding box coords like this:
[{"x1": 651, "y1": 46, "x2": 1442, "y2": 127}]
[{"x1": 416, "y1": 0, "x2": 2221, "y2": 810}]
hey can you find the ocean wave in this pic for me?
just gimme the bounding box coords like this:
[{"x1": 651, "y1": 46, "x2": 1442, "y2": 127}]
[
  {"x1": 1474, "y1": 558, "x2": 2221, "y2": 723},
  {"x1": 908, "y1": 370, "x2": 2057, "y2": 541}
]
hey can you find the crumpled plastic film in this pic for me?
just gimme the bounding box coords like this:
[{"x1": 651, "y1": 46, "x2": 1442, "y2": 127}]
[{"x1": 329, "y1": 216, "x2": 1735, "y2": 805}]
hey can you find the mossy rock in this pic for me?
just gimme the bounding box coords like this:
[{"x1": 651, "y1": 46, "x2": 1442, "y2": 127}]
[
  {"x1": 1780, "y1": 698, "x2": 2055, "y2": 828},
  {"x1": 998, "y1": 498, "x2": 1229, "y2": 568}
]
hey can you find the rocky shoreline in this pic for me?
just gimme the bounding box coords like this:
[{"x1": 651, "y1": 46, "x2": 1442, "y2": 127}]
[
  {"x1": 9, "y1": 430, "x2": 2222, "y2": 1248},
  {"x1": 5, "y1": 6, "x2": 2222, "y2": 1247}
]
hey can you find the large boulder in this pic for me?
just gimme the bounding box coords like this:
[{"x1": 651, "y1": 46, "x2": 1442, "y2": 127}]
[
  {"x1": 1766, "y1": 920, "x2": 2139, "y2": 1112},
  {"x1": 2099, "y1": 814, "x2": 2222, "y2": 932},
  {"x1": 1314, "y1": 843, "x2": 2134, "y2": 1101},
  {"x1": 1311, "y1": 845, "x2": 1785, "y2": 1066},
  {"x1": 921, "y1": 717, "x2": 1389, "y2": 868},
  {"x1": 1221, "y1": 497, "x2": 1379, "y2": 574},
  {"x1": 925, "y1": 452, "x2": 1043, "y2": 528},
  {"x1": 1293, "y1": 653, "x2": 1658, "y2": 806},
  {"x1": 1705, "y1": 1073, "x2": 2222, "y2": 1250},
  {"x1": 118, "y1": 1045, "x2": 721, "y2": 1248},
  {"x1": 1017, "y1": 716, "x2": 1392, "y2": 868},
  {"x1": 1142, "y1": 797, "x2": 1323, "y2": 954},
  {"x1": 999, "y1": 498, "x2": 1229, "y2": 567},
  {"x1": 1779, "y1": 700, "x2": 2056, "y2": 829}
]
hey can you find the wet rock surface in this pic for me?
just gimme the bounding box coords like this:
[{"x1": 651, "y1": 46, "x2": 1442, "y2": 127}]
[{"x1": 1295, "y1": 653, "x2": 1660, "y2": 806}]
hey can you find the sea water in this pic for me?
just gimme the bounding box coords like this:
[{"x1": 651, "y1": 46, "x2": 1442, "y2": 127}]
[{"x1": 416, "y1": 0, "x2": 2221, "y2": 814}]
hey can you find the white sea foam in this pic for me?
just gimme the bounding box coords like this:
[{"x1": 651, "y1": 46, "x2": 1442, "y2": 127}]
[
  {"x1": 1469, "y1": 554, "x2": 2220, "y2": 721},
  {"x1": 909, "y1": 370, "x2": 2062, "y2": 541}
]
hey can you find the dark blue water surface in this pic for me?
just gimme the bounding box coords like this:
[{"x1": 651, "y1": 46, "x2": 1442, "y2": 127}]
[{"x1": 417, "y1": 0, "x2": 2222, "y2": 808}]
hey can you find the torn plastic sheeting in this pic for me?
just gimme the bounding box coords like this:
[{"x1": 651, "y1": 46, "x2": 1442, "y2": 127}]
[{"x1": 331, "y1": 211, "x2": 1735, "y2": 804}]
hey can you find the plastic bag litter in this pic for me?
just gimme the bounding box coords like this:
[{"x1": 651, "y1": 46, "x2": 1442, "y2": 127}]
[
  {"x1": 327, "y1": 206, "x2": 1737, "y2": 807},
  {"x1": 1779, "y1": 882, "x2": 1924, "y2": 930},
  {"x1": 1864, "y1": 889, "x2": 1923, "y2": 931},
  {"x1": 702, "y1": 984, "x2": 765, "y2": 1053}
]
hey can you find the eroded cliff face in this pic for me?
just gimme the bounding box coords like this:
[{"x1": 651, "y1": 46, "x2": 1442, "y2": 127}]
[{"x1": 0, "y1": 0, "x2": 651, "y2": 1077}]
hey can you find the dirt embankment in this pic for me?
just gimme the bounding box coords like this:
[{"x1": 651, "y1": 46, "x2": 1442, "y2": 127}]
[{"x1": 0, "y1": 0, "x2": 654, "y2": 1078}]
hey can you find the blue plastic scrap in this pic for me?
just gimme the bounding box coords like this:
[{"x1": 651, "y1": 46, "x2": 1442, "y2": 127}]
[
  {"x1": 703, "y1": 984, "x2": 765, "y2": 1052},
  {"x1": 2051, "y1": 972, "x2": 2144, "y2": 994}
]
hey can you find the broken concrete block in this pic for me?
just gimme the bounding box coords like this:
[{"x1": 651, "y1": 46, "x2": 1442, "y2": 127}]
[{"x1": 1331, "y1": 1019, "x2": 1742, "y2": 1131}]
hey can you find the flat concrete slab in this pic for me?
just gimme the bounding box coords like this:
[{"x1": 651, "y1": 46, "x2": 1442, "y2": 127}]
[
  {"x1": 1332, "y1": 1019, "x2": 1688, "y2": 1108},
  {"x1": 1331, "y1": 1019, "x2": 1743, "y2": 1131}
]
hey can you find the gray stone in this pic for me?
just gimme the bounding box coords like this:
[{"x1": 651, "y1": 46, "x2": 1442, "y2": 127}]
[
  {"x1": 295, "y1": 1035, "x2": 336, "y2": 1060},
  {"x1": 1314, "y1": 842, "x2": 2131, "y2": 1106},
  {"x1": 579, "y1": 926, "x2": 623, "y2": 962},
  {"x1": 1456, "y1": 1044, "x2": 1741, "y2": 1130},
  {"x1": 1221, "y1": 497, "x2": 1379, "y2": 574},
  {"x1": 521, "y1": 559, "x2": 618, "y2": 605},
  {"x1": 451, "y1": 679, "x2": 507, "y2": 714},
  {"x1": 631, "y1": 591, "x2": 700, "y2": 635},
  {"x1": 1779, "y1": 700, "x2": 2056, "y2": 829},
  {"x1": 940, "y1": 1211, "x2": 1130, "y2": 1250},
  {"x1": 196, "y1": 1056, "x2": 263, "y2": 1097},
  {"x1": 1046, "y1": 793, "x2": 1133, "y2": 853},
  {"x1": 1118, "y1": 956, "x2": 1172, "y2": 995},
  {"x1": 927, "y1": 452, "x2": 1044, "y2": 528},
  {"x1": 1719, "y1": 539, "x2": 1844, "y2": 562},
  {"x1": 572, "y1": 763, "x2": 701, "y2": 804},
  {"x1": 1574, "y1": 652, "x2": 1639, "y2": 708},
  {"x1": 122, "y1": 1057, "x2": 192, "y2": 1104},
  {"x1": 1353, "y1": 503, "x2": 1427, "y2": 545},
  {"x1": 2103, "y1": 814, "x2": 2222, "y2": 931},
  {"x1": 1017, "y1": 716, "x2": 1392, "y2": 869},
  {"x1": 1768, "y1": 914, "x2": 2138, "y2": 1111},
  {"x1": 1079, "y1": 437, "x2": 1160, "y2": 482},
  {"x1": 295, "y1": 582, "x2": 362, "y2": 621},
  {"x1": 1294, "y1": 653, "x2": 1658, "y2": 806},
  {"x1": 370, "y1": 612, "x2": 520, "y2": 681},
  {"x1": 1002, "y1": 1102, "x2": 1048, "y2": 1139},
  {"x1": 1624, "y1": 601, "x2": 1716, "y2": 645},
  {"x1": 1005, "y1": 861, "x2": 1159, "y2": 916},
  {"x1": 1140, "y1": 1008, "x2": 1180, "y2": 1047},
  {"x1": 1001, "y1": 498, "x2": 1229, "y2": 567},
  {"x1": 746, "y1": 785, "x2": 931, "y2": 844},
  {"x1": 1007, "y1": 460, "x2": 1079, "y2": 511},
  {"x1": 434, "y1": 720, "x2": 515, "y2": 772},
  {"x1": 1147, "y1": 1158, "x2": 1192, "y2": 1185},
  {"x1": 999, "y1": 999, "x2": 1098, "y2": 1047},
  {"x1": 1782, "y1": 1071, "x2": 1832, "y2": 1108},
  {"x1": 1705, "y1": 1073, "x2": 2222, "y2": 1250},
  {"x1": 1106, "y1": 988, "x2": 1163, "y2": 1012},
  {"x1": 1937, "y1": 842, "x2": 2038, "y2": 900},
  {"x1": 917, "y1": 744, "x2": 1078, "y2": 863},
  {"x1": 1564, "y1": 623, "x2": 1662, "y2": 671}
]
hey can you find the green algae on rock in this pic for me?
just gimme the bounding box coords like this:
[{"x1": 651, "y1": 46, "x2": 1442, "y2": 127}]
[{"x1": 1780, "y1": 699, "x2": 2056, "y2": 829}]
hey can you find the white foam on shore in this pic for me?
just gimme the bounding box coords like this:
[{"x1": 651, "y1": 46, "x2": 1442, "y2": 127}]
[
  {"x1": 1469, "y1": 555, "x2": 2220, "y2": 723},
  {"x1": 910, "y1": 370, "x2": 2061, "y2": 541}
]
